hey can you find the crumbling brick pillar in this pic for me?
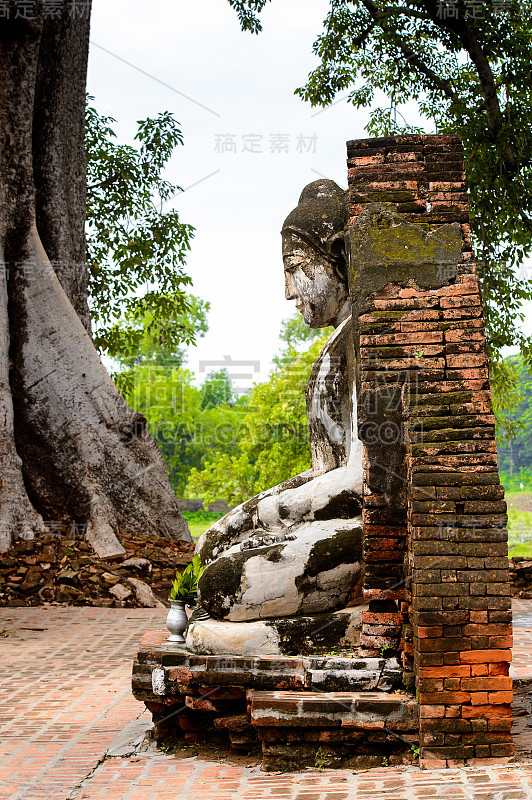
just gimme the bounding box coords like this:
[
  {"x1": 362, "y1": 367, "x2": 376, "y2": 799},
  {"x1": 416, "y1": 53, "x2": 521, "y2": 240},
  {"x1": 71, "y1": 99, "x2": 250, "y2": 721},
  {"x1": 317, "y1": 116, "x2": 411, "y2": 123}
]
[{"x1": 347, "y1": 134, "x2": 513, "y2": 767}]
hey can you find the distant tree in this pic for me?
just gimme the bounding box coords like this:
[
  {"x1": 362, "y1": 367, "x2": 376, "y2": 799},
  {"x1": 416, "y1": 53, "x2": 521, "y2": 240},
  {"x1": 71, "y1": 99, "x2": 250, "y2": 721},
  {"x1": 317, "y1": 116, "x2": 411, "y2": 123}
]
[
  {"x1": 274, "y1": 313, "x2": 332, "y2": 368},
  {"x1": 496, "y1": 355, "x2": 532, "y2": 474},
  {"x1": 200, "y1": 369, "x2": 235, "y2": 410},
  {"x1": 279, "y1": 314, "x2": 326, "y2": 348},
  {"x1": 186, "y1": 331, "x2": 330, "y2": 505},
  {"x1": 124, "y1": 365, "x2": 243, "y2": 496}
]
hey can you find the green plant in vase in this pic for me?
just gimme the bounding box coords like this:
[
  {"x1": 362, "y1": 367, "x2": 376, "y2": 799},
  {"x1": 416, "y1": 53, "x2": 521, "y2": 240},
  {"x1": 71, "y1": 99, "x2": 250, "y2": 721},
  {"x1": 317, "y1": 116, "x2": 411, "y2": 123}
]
[
  {"x1": 166, "y1": 556, "x2": 206, "y2": 644},
  {"x1": 169, "y1": 555, "x2": 206, "y2": 605}
]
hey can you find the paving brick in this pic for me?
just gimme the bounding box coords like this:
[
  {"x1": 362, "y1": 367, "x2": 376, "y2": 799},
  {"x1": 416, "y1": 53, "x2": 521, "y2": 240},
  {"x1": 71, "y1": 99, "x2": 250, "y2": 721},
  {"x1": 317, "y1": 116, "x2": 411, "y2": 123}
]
[
  {"x1": 0, "y1": 606, "x2": 157, "y2": 800},
  {"x1": 0, "y1": 604, "x2": 531, "y2": 798}
]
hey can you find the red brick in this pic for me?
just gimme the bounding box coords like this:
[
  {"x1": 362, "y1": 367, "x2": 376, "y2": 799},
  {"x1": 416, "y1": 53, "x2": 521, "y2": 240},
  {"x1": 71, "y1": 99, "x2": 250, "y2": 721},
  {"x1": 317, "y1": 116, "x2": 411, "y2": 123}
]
[
  {"x1": 489, "y1": 636, "x2": 513, "y2": 648},
  {"x1": 462, "y1": 623, "x2": 511, "y2": 636},
  {"x1": 469, "y1": 611, "x2": 488, "y2": 623},
  {"x1": 436, "y1": 279, "x2": 477, "y2": 296},
  {"x1": 419, "y1": 704, "x2": 446, "y2": 718},
  {"x1": 418, "y1": 678, "x2": 444, "y2": 693},
  {"x1": 460, "y1": 650, "x2": 512, "y2": 664},
  {"x1": 470, "y1": 692, "x2": 489, "y2": 705},
  {"x1": 444, "y1": 705, "x2": 461, "y2": 718},
  {"x1": 488, "y1": 691, "x2": 513, "y2": 704},
  {"x1": 420, "y1": 758, "x2": 448, "y2": 769},
  {"x1": 361, "y1": 612, "x2": 403, "y2": 625},
  {"x1": 460, "y1": 677, "x2": 512, "y2": 691},
  {"x1": 488, "y1": 662, "x2": 510, "y2": 676},
  {"x1": 462, "y1": 704, "x2": 512, "y2": 718},
  {"x1": 417, "y1": 625, "x2": 443, "y2": 639},
  {"x1": 420, "y1": 692, "x2": 470, "y2": 704},
  {"x1": 439, "y1": 295, "x2": 480, "y2": 309},
  {"x1": 490, "y1": 743, "x2": 515, "y2": 757},
  {"x1": 418, "y1": 653, "x2": 446, "y2": 666},
  {"x1": 419, "y1": 665, "x2": 470, "y2": 678},
  {"x1": 420, "y1": 718, "x2": 472, "y2": 733},
  {"x1": 488, "y1": 717, "x2": 513, "y2": 731},
  {"x1": 444, "y1": 678, "x2": 462, "y2": 690}
]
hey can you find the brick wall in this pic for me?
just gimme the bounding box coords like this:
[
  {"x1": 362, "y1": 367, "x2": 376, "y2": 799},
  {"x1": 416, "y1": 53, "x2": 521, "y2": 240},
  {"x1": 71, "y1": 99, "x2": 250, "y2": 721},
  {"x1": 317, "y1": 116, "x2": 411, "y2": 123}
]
[{"x1": 346, "y1": 134, "x2": 513, "y2": 766}]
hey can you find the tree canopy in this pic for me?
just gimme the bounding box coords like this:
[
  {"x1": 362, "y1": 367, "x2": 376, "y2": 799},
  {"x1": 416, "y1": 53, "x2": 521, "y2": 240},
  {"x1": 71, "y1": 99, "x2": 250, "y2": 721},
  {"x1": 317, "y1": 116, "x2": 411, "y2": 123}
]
[
  {"x1": 227, "y1": 0, "x2": 532, "y2": 379},
  {"x1": 85, "y1": 99, "x2": 208, "y2": 368},
  {"x1": 496, "y1": 354, "x2": 532, "y2": 474}
]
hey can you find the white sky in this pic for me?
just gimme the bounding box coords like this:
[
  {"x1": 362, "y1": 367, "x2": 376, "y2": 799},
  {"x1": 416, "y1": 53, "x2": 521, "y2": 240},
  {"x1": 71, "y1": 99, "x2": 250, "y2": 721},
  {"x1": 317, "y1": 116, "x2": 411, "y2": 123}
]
[
  {"x1": 87, "y1": 0, "x2": 377, "y2": 389},
  {"x1": 87, "y1": 0, "x2": 529, "y2": 388}
]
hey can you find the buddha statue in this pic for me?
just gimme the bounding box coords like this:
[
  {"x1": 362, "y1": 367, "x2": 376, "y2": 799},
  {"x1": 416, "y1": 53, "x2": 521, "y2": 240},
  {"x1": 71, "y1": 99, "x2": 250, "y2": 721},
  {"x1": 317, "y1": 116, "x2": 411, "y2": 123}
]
[{"x1": 186, "y1": 179, "x2": 365, "y2": 655}]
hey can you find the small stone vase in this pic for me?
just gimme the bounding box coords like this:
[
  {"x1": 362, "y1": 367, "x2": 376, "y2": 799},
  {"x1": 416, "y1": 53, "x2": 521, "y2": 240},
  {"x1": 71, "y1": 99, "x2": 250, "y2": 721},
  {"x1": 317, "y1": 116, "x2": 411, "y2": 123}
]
[{"x1": 166, "y1": 599, "x2": 187, "y2": 644}]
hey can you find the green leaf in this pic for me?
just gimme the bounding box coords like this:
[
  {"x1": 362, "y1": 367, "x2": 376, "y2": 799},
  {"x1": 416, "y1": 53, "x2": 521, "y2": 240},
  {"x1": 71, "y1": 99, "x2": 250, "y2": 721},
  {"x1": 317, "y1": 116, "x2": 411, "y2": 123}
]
[
  {"x1": 185, "y1": 327, "x2": 329, "y2": 505},
  {"x1": 169, "y1": 557, "x2": 207, "y2": 605},
  {"x1": 85, "y1": 98, "x2": 206, "y2": 369},
  {"x1": 226, "y1": 1, "x2": 532, "y2": 369}
]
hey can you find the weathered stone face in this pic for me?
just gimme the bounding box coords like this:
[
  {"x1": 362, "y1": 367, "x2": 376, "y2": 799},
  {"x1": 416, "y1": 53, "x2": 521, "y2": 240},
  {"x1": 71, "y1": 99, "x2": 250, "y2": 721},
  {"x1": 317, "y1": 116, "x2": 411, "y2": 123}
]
[
  {"x1": 282, "y1": 234, "x2": 349, "y2": 328},
  {"x1": 281, "y1": 178, "x2": 350, "y2": 330}
]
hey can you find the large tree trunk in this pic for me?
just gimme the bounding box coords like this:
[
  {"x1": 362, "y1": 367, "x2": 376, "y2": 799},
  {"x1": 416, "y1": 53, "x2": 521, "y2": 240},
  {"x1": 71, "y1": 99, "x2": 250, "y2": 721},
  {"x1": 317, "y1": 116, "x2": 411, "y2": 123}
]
[
  {"x1": 33, "y1": 4, "x2": 93, "y2": 333},
  {"x1": 0, "y1": 5, "x2": 192, "y2": 557}
]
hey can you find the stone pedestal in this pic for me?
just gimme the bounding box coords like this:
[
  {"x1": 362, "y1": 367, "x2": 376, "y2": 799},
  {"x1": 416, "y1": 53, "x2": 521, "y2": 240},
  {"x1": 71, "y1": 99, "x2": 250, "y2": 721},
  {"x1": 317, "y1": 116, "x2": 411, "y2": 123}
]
[
  {"x1": 185, "y1": 606, "x2": 364, "y2": 657},
  {"x1": 132, "y1": 630, "x2": 417, "y2": 770}
]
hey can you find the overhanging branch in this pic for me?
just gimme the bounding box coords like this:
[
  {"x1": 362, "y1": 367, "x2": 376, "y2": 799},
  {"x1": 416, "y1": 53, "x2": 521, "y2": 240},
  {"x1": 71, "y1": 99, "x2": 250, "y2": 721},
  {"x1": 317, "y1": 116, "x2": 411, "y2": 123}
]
[{"x1": 360, "y1": 0, "x2": 460, "y2": 102}]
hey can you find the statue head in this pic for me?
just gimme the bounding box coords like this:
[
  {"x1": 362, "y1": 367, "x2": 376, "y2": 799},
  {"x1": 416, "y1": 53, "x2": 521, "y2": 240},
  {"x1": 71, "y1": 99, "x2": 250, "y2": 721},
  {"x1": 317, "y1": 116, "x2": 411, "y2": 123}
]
[{"x1": 282, "y1": 179, "x2": 349, "y2": 328}]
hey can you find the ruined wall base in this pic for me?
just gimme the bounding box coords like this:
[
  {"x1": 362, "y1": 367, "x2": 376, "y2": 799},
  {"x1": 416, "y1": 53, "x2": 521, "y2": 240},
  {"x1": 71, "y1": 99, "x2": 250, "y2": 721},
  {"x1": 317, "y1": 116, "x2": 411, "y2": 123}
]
[{"x1": 132, "y1": 630, "x2": 418, "y2": 771}]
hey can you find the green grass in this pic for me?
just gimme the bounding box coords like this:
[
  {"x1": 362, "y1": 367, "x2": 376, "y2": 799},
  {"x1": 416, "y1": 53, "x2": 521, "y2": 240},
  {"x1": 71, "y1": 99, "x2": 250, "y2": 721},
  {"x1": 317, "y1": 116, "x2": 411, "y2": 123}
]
[
  {"x1": 507, "y1": 504, "x2": 532, "y2": 558},
  {"x1": 182, "y1": 510, "x2": 224, "y2": 542}
]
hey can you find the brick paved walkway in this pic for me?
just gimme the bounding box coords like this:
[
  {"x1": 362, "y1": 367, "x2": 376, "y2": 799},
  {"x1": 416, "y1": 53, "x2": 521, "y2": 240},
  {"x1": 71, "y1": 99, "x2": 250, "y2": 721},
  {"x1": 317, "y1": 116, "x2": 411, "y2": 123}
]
[
  {"x1": 511, "y1": 599, "x2": 532, "y2": 681},
  {"x1": 0, "y1": 603, "x2": 531, "y2": 800}
]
